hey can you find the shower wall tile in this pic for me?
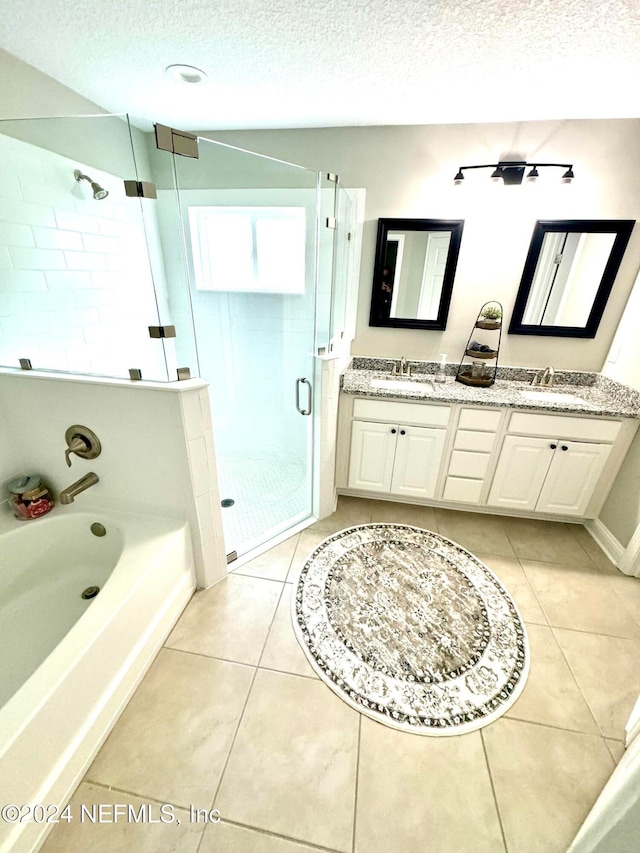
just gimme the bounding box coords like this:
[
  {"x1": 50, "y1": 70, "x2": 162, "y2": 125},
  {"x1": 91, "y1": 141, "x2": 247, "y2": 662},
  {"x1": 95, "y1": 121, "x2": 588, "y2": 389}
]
[
  {"x1": 44, "y1": 270, "x2": 93, "y2": 290},
  {"x1": 199, "y1": 389, "x2": 213, "y2": 432},
  {"x1": 188, "y1": 438, "x2": 210, "y2": 498},
  {"x1": 0, "y1": 270, "x2": 47, "y2": 291},
  {"x1": 20, "y1": 178, "x2": 78, "y2": 210},
  {"x1": 64, "y1": 251, "x2": 107, "y2": 271},
  {"x1": 0, "y1": 293, "x2": 25, "y2": 315},
  {"x1": 181, "y1": 390, "x2": 205, "y2": 441},
  {"x1": 32, "y1": 226, "x2": 83, "y2": 251},
  {"x1": 0, "y1": 222, "x2": 34, "y2": 247},
  {"x1": 53, "y1": 208, "x2": 99, "y2": 234},
  {"x1": 81, "y1": 233, "x2": 122, "y2": 255},
  {"x1": 0, "y1": 197, "x2": 56, "y2": 228},
  {"x1": 9, "y1": 246, "x2": 66, "y2": 270},
  {"x1": 0, "y1": 247, "x2": 11, "y2": 269},
  {"x1": 0, "y1": 173, "x2": 22, "y2": 201},
  {"x1": 204, "y1": 429, "x2": 215, "y2": 460}
]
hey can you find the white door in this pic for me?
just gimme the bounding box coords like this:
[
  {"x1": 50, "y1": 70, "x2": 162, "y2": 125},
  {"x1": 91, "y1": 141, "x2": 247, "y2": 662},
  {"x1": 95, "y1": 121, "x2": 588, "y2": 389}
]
[
  {"x1": 487, "y1": 435, "x2": 555, "y2": 511},
  {"x1": 417, "y1": 234, "x2": 450, "y2": 320},
  {"x1": 348, "y1": 421, "x2": 397, "y2": 492},
  {"x1": 536, "y1": 441, "x2": 612, "y2": 516},
  {"x1": 390, "y1": 426, "x2": 447, "y2": 499}
]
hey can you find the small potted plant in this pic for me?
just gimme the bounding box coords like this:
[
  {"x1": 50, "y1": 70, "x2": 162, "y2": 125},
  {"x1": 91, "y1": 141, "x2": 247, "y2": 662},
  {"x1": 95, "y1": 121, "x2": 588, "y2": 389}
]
[{"x1": 477, "y1": 305, "x2": 502, "y2": 330}]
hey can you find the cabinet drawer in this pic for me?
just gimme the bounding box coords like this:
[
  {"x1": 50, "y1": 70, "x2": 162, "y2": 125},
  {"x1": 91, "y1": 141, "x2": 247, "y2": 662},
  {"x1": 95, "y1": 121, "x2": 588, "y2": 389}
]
[
  {"x1": 443, "y1": 477, "x2": 484, "y2": 503},
  {"x1": 454, "y1": 429, "x2": 496, "y2": 452},
  {"x1": 449, "y1": 450, "x2": 490, "y2": 479},
  {"x1": 353, "y1": 397, "x2": 451, "y2": 427},
  {"x1": 508, "y1": 412, "x2": 621, "y2": 442},
  {"x1": 458, "y1": 408, "x2": 502, "y2": 431}
]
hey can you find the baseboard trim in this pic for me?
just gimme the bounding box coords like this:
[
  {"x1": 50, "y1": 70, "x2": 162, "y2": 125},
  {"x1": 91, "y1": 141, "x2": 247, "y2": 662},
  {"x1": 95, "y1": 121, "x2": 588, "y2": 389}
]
[{"x1": 584, "y1": 518, "x2": 625, "y2": 567}]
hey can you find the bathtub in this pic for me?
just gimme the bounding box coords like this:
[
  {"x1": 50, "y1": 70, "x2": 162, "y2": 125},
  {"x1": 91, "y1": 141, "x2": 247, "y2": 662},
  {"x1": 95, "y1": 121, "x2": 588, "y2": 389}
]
[{"x1": 0, "y1": 505, "x2": 196, "y2": 853}]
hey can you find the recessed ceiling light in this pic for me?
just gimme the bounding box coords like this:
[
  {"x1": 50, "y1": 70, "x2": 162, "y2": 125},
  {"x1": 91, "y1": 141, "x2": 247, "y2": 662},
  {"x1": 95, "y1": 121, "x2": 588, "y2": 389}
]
[{"x1": 165, "y1": 64, "x2": 208, "y2": 84}]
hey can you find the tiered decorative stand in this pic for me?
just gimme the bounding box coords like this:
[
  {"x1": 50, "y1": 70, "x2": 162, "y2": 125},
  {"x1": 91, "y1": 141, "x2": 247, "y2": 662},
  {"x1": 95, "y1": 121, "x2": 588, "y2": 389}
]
[{"x1": 455, "y1": 301, "x2": 503, "y2": 388}]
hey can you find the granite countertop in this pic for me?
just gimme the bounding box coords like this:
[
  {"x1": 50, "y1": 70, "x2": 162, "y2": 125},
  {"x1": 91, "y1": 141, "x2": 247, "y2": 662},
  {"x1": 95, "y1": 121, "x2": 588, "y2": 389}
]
[{"x1": 340, "y1": 358, "x2": 640, "y2": 419}]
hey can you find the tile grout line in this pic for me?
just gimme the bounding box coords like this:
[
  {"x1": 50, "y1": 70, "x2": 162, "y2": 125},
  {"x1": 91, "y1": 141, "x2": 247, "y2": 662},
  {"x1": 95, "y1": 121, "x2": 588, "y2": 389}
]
[
  {"x1": 204, "y1": 579, "x2": 290, "y2": 830},
  {"x1": 480, "y1": 729, "x2": 509, "y2": 853},
  {"x1": 544, "y1": 622, "x2": 640, "y2": 642},
  {"x1": 512, "y1": 553, "x2": 551, "y2": 628},
  {"x1": 81, "y1": 779, "x2": 185, "y2": 807},
  {"x1": 351, "y1": 714, "x2": 362, "y2": 853},
  {"x1": 504, "y1": 712, "x2": 603, "y2": 739},
  {"x1": 219, "y1": 817, "x2": 344, "y2": 852},
  {"x1": 548, "y1": 625, "x2": 609, "y2": 741}
]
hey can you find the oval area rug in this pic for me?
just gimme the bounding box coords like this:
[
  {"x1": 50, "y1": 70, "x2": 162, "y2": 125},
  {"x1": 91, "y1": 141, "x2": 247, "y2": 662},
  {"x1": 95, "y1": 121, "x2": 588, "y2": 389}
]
[{"x1": 292, "y1": 524, "x2": 529, "y2": 735}]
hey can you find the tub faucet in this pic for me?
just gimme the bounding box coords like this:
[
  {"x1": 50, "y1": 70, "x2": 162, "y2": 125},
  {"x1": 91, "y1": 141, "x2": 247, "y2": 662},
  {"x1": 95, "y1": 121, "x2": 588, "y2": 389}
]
[
  {"x1": 59, "y1": 472, "x2": 100, "y2": 505},
  {"x1": 532, "y1": 366, "x2": 555, "y2": 387}
]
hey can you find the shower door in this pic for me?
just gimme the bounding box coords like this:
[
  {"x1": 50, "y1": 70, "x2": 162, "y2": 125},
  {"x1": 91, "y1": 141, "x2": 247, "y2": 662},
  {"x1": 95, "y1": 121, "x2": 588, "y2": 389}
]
[{"x1": 171, "y1": 138, "x2": 321, "y2": 559}]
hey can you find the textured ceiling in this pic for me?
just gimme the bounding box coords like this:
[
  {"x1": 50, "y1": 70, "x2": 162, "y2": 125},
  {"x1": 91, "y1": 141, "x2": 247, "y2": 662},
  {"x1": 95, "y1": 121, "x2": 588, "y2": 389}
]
[{"x1": 1, "y1": 0, "x2": 639, "y2": 129}]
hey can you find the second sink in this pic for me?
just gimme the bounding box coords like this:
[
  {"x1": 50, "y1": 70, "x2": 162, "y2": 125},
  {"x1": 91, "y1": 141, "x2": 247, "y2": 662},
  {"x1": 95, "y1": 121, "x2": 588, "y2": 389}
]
[{"x1": 520, "y1": 389, "x2": 586, "y2": 404}]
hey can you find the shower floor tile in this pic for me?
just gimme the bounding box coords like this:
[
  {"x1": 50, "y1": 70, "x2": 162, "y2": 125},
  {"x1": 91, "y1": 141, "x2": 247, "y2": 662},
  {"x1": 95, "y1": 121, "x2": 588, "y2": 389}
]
[
  {"x1": 45, "y1": 497, "x2": 637, "y2": 853},
  {"x1": 216, "y1": 455, "x2": 309, "y2": 557}
]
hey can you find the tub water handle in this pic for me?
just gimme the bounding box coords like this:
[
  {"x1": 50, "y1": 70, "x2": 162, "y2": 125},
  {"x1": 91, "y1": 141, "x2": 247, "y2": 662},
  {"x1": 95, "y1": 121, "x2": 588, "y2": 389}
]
[
  {"x1": 64, "y1": 425, "x2": 102, "y2": 467},
  {"x1": 65, "y1": 436, "x2": 89, "y2": 467}
]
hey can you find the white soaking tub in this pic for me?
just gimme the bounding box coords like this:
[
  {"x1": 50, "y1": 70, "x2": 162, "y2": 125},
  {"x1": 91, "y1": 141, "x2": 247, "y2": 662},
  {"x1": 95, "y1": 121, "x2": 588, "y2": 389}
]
[{"x1": 0, "y1": 505, "x2": 196, "y2": 853}]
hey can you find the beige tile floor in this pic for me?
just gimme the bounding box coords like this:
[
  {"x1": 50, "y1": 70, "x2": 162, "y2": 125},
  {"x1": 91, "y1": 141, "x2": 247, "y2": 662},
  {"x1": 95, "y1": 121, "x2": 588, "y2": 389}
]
[{"x1": 43, "y1": 497, "x2": 640, "y2": 853}]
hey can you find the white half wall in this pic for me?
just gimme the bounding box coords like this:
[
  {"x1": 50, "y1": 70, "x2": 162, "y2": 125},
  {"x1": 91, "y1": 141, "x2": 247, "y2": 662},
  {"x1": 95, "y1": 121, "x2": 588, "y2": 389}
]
[{"x1": 0, "y1": 370, "x2": 226, "y2": 587}]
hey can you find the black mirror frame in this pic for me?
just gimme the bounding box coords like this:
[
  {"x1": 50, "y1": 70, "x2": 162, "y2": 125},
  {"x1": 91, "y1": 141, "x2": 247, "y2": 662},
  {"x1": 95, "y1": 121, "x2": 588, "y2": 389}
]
[
  {"x1": 509, "y1": 219, "x2": 635, "y2": 339},
  {"x1": 369, "y1": 218, "x2": 464, "y2": 330}
]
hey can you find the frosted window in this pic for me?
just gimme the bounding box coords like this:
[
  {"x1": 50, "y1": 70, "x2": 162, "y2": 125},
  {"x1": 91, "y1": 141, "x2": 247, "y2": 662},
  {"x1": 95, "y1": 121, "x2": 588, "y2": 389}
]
[{"x1": 188, "y1": 206, "x2": 306, "y2": 294}]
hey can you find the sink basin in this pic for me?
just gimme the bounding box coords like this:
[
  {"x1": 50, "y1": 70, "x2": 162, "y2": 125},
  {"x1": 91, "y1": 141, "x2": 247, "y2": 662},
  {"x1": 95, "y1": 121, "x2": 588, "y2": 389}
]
[
  {"x1": 371, "y1": 378, "x2": 435, "y2": 393},
  {"x1": 520, "y1": 389, "x2": 586, "y2": 404}
]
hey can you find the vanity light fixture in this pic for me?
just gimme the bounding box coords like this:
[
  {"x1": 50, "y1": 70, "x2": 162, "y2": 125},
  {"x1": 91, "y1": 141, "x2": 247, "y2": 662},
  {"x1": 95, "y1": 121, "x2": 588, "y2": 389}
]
[{"x1": 453, "y1": 161, "x2": 574, "y2": 186}]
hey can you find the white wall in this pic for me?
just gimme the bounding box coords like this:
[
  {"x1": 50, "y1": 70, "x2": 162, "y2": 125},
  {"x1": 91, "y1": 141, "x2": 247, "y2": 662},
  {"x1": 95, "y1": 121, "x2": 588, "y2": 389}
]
[
  {"x1": 195, "y1": 120, "x2": 640, "y2": 371},
  {"x1": 0, "y1": 48, "x2": 106, "y2": 119},
  {"x1": 598, "y1": 271, "x2": 640, "y2": 547}
]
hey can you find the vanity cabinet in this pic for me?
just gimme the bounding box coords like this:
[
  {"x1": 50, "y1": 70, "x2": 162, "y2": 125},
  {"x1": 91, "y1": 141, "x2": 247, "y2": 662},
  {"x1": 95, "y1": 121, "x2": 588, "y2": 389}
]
[
  {"x1": 348, "y1": 421, "x2": 447, "y2": 498},
  {"x1": 346, "y1": 398, "x2": 451, "y2": 499},
  {"x1": 487, "y1": 436, "x2": 612, "y2": 515},
  {"x1": 442, "y1": 407, "x2": 503, "y2": 503},
  {"x1": 337, "y1": 391, "x2": 638, "y2": 521},
  {"x1": 487, "y1": 412, "x2": 620, "y2": 516}
]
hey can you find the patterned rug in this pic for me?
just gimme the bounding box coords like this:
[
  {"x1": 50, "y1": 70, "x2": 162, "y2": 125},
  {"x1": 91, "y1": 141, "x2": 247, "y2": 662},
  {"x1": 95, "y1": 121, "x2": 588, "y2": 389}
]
[{"x1": 292, "y1": 524, "x2": 529, "y2": 735}]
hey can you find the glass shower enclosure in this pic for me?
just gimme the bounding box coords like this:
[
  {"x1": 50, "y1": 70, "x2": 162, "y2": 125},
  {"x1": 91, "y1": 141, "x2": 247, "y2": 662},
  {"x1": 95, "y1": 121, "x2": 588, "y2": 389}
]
[{"x1": 153, "y1": 135, "x2": 337, "y2": 559}]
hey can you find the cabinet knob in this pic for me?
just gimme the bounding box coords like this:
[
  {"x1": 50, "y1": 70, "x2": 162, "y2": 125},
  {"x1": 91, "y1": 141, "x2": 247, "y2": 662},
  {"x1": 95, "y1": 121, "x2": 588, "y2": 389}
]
[
  {"x1": 561, "y1": 445, "x2": 568, "y2": 451},
  {"x1": 550, "y1": 443, "x2": 557, "y2": 449},
  {"x1": 400, "y1": 429, "x2": 406, "y2": 435},
  {"x1": 391, "y1": 428, "x2": 397, "y2": 434}
]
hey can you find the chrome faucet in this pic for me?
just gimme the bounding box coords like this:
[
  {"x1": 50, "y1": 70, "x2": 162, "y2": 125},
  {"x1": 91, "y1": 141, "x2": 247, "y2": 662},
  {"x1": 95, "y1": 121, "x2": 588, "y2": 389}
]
[
  {"x1": 393, "y1": 356, "x2": 412, "y2": 377},
  {"x1": 59, "y1": 472, "x2": 100, "y2": 505},
  {"x1": 532, "y1": 366, "x2": 555, "y2": 387}
]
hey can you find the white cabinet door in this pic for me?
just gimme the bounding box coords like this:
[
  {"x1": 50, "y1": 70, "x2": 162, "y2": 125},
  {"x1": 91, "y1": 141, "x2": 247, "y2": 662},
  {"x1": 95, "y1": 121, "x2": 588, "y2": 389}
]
[
  {"x1": 348, "y1": 421, "x2": 397, "y2": 492},
  {"x1": 487, "y1": 435, "x2": 555, "y2": 511},
  {"x1": 390, "y1": 426, "x2": 447, "y2": 499},
  {"x1": 536, "y1": 440, "x2": 612, "y2": 516}
]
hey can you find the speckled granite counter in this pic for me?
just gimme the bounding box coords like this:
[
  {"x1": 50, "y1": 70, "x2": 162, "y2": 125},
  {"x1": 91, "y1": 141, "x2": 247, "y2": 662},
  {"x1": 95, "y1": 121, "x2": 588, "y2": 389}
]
[{"x1": 340, "y1": 357, "x2": 640, "y2": 419}]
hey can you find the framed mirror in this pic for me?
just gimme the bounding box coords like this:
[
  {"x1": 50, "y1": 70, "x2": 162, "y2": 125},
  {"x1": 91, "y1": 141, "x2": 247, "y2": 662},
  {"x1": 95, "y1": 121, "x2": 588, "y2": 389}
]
[
  {"x1": 369, "y1": 218, "x2": 464, "y2": 329},
  {"x1": 509, "y1": 219, "x2": 635, "y2": 338}
]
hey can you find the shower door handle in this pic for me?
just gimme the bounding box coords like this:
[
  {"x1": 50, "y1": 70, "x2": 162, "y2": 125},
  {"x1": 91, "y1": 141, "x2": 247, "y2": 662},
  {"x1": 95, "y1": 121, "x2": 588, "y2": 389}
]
[{"x1": 296, "y1": 378, "x2": 312, "y2": 416}]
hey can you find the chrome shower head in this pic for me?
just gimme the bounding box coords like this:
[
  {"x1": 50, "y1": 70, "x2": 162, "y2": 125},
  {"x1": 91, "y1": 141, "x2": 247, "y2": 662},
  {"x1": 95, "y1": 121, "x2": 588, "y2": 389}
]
[{"x1": 74, "y1": 169, "x2": 109, "y2": 200}]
